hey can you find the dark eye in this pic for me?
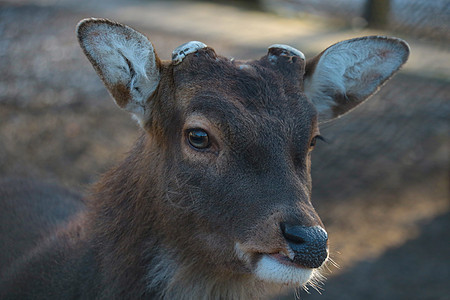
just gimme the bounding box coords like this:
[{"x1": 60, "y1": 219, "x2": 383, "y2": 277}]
[
  {"x1": 310, "y1": 135, "x2": 325, "y2": 150},
  {"x1": 188, "y1": 129, "x2": 210, "y2": 149},
  {"x1": 310, "y1": 136, "x2": 317, "y2": 149}
]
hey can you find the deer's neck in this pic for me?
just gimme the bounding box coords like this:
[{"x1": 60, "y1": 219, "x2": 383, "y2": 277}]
[
  {"x1": 85, "y1": 135, "x2": 162, "y2": 297},
  {"x1": 86, "y1": 135, "x2": 277, "y2": 299}
]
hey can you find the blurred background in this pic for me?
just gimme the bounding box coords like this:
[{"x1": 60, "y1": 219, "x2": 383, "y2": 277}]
[{"x1": 0, "y1": 0, "x2": 448, "y2": 299}]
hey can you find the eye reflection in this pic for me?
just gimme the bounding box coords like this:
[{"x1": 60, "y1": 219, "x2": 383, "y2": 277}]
[{"x1": 188, "y1": 129, "x2": 210, "y2": 149}]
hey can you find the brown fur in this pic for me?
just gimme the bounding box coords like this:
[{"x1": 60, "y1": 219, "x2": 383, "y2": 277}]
[{"x1": 0, "y1": 48, "x2": 320, "y2": 299}]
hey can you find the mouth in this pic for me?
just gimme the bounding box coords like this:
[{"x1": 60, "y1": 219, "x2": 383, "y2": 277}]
[
  {"x1": 234, "y1": 243, "x2": 317, "y2": 286},
  {"x1": 267, "y1": 251, "x2": 305, "y2": 268},
  {"x1": 253, "y1": 252, "x2": 314, "y2": 286}
]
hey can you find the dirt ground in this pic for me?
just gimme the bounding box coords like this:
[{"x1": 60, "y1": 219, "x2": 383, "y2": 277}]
[{"x1": 0, "y1": 1, "x2": 448, "y2": 299}]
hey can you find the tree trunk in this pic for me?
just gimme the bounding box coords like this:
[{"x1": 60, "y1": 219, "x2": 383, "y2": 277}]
[{"x1": 365, "y1": 0, "x2": 390, "y2": 29}]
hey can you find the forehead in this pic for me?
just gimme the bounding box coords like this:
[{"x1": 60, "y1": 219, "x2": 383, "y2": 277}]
[{"x1": 172, "y1": 51, "x2": 317, "y2": 131}]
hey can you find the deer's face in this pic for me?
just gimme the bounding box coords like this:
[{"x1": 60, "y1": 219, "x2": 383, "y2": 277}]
[
  {"x1": 77, "y1": 19, "x2": 409, "y2": 289},
  {"x1": 154, "y1": 46, "x2": 326, "y2": 285}
]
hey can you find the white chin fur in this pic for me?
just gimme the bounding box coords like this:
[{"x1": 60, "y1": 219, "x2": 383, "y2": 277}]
[{"x1": 255, "y1": 255, "x2": 313, "y2": 286}]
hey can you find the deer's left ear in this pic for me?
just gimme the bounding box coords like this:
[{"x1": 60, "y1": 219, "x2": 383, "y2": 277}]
[{"x1": 304, "y1": 36, "x2": 409, "y2": 123}]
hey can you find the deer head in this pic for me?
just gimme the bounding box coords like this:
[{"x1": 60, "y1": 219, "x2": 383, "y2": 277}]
[{"x1": 77, "y1": 18, "x2": 409, "y2": 298}]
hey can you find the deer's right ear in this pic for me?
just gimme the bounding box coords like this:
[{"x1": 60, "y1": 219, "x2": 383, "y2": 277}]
[{"x1": 77, "y1": 18, "x2": 161, "y2": 125}]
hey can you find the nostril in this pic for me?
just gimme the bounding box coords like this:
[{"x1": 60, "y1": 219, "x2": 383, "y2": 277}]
[
  {"x1": 280, "y1": 223, "x2": 329, "y2": 268},
  {"x1": 280, "y1": 223, "x2": 306, "y2": 244},
  {"x1": 280, "y1": 223, "x2": 328, "y2": 244}
]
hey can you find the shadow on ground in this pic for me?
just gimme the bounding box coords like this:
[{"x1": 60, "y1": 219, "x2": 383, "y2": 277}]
[{"x1": 298, "y1": 212, "x2": 450, "y2": 300}]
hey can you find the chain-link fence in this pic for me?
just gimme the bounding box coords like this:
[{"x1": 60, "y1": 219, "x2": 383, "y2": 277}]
[{"x1": 262, "y1": 0, "x2": 450, "y2": 42}]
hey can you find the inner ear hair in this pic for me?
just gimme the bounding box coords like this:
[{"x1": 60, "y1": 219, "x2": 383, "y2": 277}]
[
  {"x1": 304, "y1": 36, "x2": 410, "y2": 123},
  {"x1": 77, "y1": 18, "x2": 161, "y2": 126}
]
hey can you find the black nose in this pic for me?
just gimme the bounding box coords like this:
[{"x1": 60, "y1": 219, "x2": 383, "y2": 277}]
[{"x1": 280, "y1": 223, "x2": 328, "y2": 268}]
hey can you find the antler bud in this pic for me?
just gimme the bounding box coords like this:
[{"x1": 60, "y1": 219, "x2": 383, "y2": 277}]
[
  {"x1": 172, "y1": 41, "x2": 207, "y2": 65},
  {"x1": 267, "y1": 44, "x2": 305, "y2": 63}
]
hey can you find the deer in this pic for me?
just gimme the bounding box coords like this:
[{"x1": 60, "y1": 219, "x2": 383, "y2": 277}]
[{"x1": 0, "y1": 18, "x2": 409, "y2": 299}]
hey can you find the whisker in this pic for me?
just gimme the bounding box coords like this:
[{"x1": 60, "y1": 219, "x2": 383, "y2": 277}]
[{"x1": 327, "y1": 257, "x2": 340, "y2": 269}]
